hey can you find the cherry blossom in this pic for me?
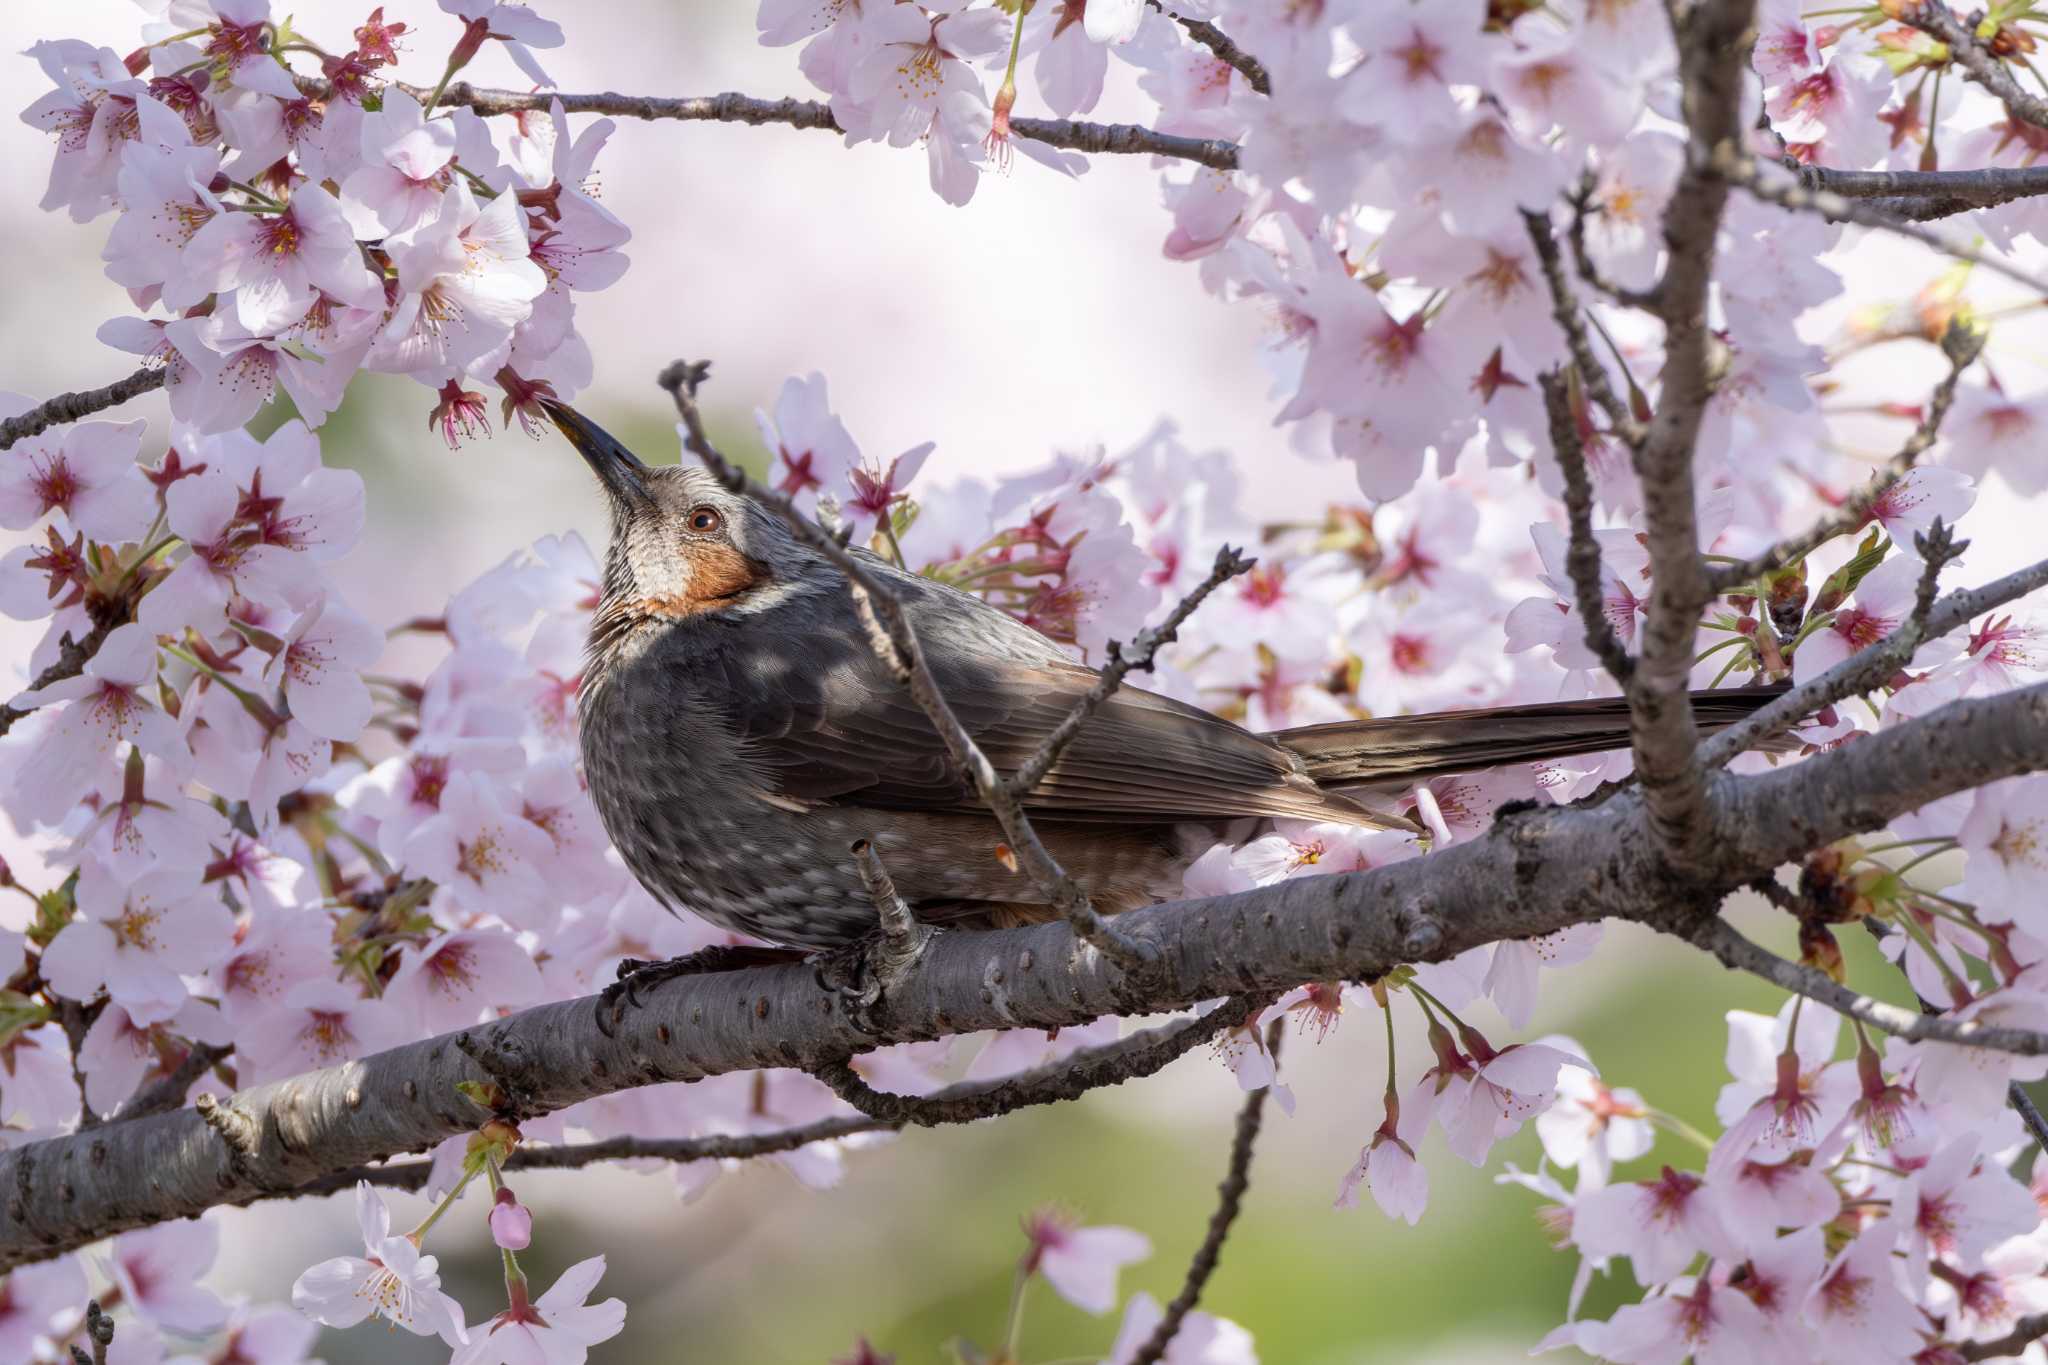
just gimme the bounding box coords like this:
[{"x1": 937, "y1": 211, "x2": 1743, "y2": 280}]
[
  {"x1": 102, "y1": 1218, "x2": 228, "y2": 1334},
  {"x1": 1021, "y1": 1210, "x2": 1151, "y2": 1315},
  {"x1": 10, "y1": 624, "x2": 183, "y2": 819},
  {"x1": 0, "y1": 414, "x2": 153, "y2": 543},
  {"x1": 1800, "y1": 1219, "x2": 1925, "y2": 1363},
  {"x1": 292, "y1": 1182, "x2": 469, "y2": 1345},
  {"x1": 1105, "y1": 1291, "x2": 1257, "y2": 1365},
  {"x1": 40, "y1": 860, "x2": 233, "y2": 1026},
  {"x1": 451, "y1": 1256, "x2": 626, "y2": 1365}
]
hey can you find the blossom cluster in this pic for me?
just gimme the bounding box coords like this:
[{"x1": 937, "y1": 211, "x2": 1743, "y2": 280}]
[
  {"x1": 4, "y1": 0, "x2": 2048, "y2": 1359},
  {"x1": 25, "y1": 0, "x2": 628, "y2": 448}
]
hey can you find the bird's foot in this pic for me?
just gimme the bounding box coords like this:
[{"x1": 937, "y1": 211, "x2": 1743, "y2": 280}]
[
  {"x1": 595, "y1": 943, "x2": 809, "y2": 1038},
  {"x1": 812, "y1": 920, "x2": 938, "y2": 1036}
]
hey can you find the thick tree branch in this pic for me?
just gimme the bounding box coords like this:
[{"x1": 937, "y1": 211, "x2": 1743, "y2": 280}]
[
  {"x1": 1128, "y1": 1022, "x2": 1277, "y2": 1365},
  {"x1": 1707, "y1": 319, "x2": 1983, "y2": 591},
  {"x1": 4, "y1": 680, "x2": 2045, "y2": 1269},
  {"x1": 1627, "y1": 0, "x2": 1756, "y2": 870},
  {"x1": 311, "y1": 79, "x2": 1244, "y2": 172},
  {"x1": 1809, "y1": 164, "x2": 2048, "y2": 222},
  {"x1": 1538, "y1": 368, "x2": 1635, "y2": 687},
  {"x1": 655, "y1": 361, "x2": 1152, "y2": 966},
  {"x1": 1700, "y1": 553, "x2": 2048, "y2": 764},
  {"x1": 0, "y1": 367, "x2": 164, "y2": 452},
  {"x1": 1727, "y1": 158, "x2": 2048, "y2": 297},
  {"x1": 1691, "y1": 917, "x2": 2048, "y2": 1053}
]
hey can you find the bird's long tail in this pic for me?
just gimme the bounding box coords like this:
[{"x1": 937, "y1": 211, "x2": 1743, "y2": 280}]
[{"x1": 1269, "y1": 684, "x2": 1788, "y2": 794}]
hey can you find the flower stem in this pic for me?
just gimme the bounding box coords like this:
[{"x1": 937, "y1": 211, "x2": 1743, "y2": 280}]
[{"x1": 407, "y1": 1158, "x2": 484, "y2": 1244}]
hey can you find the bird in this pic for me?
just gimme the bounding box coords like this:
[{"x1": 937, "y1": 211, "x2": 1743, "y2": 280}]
[{"x1": 543, "y1": 398, "x2": 1784, "y2": 957}]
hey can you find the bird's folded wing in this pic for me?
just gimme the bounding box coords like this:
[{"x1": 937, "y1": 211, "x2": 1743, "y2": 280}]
[{"x1": 698, "y1": 601, "x2": 1367, "y2": 825}]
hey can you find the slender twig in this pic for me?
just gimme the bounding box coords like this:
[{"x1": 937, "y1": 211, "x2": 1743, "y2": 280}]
[
  {"x1": 656, "y1": 360, "x2": 1153, "y2": 966},
  {"x1": 262, "y1": 1115, "x2": 890, "y2": 1200},
  {"x1": 2010, "y1": 1083, "x2": 2048, "y2": 1153},
  {"x1": 1962, "y1": 1313, "x2": 2048, "y2": 1361},
  {"x1": 120, "y1": 1043, "x2": 233, "y2": 1121},
  {"x1": 1537, "y1": 368, "x2": 1635, "y2": 686},
  {"x1": 812, "y1": 996, "x2": 1266, "y2": 1125},
  {"x1": 1147, "y1": 2, "x2": 1270, "y2": 95},
  {"x1": 0, "y1": 616, "x2": 122, "y2": 738},
  {"x1": 1522, "y1": 209, "x2": 1645, "y2": 447},
  {"x1": 1722, "y1": 154, "x2": 2048, "y2": 300},
  {"x1": 1567, "y1": 172, "x2": 1663, "y2": 310},
  {"x1": 1701, "y1": 553, "x2": 2048, "y2": 765},
  {"x1": 1691, "y1": 917, "x2": 2048, "y2": 1054},
  {"x1": 1903, "y1": 3, "x2": 2048, "y2": 132},
  {"x1": 301, "y1": 78, "x2": 1243, "y2": 172},
  {"x1": 1128, "y1": 1020, "x2": 1279, "y2": 1365},
  {"x1": 0, "y1": 366, "x2": 164, "y2": 452},
  {"x1": 1003, "y1": 545, "x2": 1254, "y2": 800},
  {"x1": 1707, "y1": 320, "x2": 1984, "y2": 591}
]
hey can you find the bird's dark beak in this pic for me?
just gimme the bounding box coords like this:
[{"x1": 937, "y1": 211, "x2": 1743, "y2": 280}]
[{"x1": 541, "y1": 398, "x2": 653, "y2": 507}]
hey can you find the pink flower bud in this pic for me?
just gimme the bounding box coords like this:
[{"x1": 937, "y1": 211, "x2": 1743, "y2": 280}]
[{"x1": 489, "y1": 1186, "x2": 532, "y2": 1251}]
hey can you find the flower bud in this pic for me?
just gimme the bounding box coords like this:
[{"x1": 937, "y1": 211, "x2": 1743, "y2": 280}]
[{"x1": 489, "y1": 1186, "x2": 532, "y2": 1250}]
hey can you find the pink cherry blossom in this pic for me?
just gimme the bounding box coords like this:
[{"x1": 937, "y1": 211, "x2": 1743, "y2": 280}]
[
  {"x1": 384, "y1": 927, "x2": 546, "y2": 1034},
  {"x1": 1588, "y1": 1274, "x2": 1777, "y2": 1364},
  {"x1": 1894, "y1": 1137, "x2": 2039, "y2": 1283},
  {"x1": 339, "y1": 89, "x2": 457, "y2": 237},
  {"x1": 403, "y1": 770, "x2": 557, "y2": 925},
  {"x1": 1105, "y1": 1290, "x2": 1257, "y2": 1365},
  {"x1": 0, "y1": 414, "x2": 152, "y2": 543},
  {"x1": 291, "y1": 1182, "x2": 468, "y2": 1346},
  {"x1": 452, "y1": 1255, "x2": 626, "y2": 1365},
  {"x1": 185, "y1": 182, "x2": 378, "y2": 333},
  {"x1": 40, "y1": 860, "x2": 233, "y2": 1026},
  {"x1": 0, "y1": 1255, "x2": 88, "y2": 1361},
  {"x1": 103, "y1": 1217, "x2": 227, "y2": 1334},
  {"x1": 1021, "y1": 1209, "x2": 1151, "y2": 1315},
  {"x1": 754, "y1": 372, "x2": 861, "y2": 503},
  {"x1": 1573, "y1": 1166, "x2": 1737, "y2": 1287},
  {"x1": 1535, "y1": 1063, "x2": 1653, "y2": 1186},
  {"x1": 238, "y1": 980, "x2": 405, "y2": 1082},
  {"x1": 440, "y1": 0, "x2": 567, "y2": 87},
  {"x1": 261, "y1": 594, "x2": 383, "y2": 742},
  {"x1": 10, "y1": 624, "x2": 183, "y2": 820},
  {"x1": 1799, "y1": 1219, "x2": 1924, "y2": 1363}
]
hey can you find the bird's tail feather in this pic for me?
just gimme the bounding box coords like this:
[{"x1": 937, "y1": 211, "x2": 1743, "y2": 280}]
[{"x1": 1270, "y1": 684, "x2": 1787, "y2": 792}]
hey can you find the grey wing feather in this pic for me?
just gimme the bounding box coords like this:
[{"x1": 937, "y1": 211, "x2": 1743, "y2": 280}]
[{"x1": 696, "y1": 561, "x2": 1375, "y2": 825}]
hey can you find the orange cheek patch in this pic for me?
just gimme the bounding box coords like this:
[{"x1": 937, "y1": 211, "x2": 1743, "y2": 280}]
[{"x1": 629, "y1": 542, "x2": 767, "y2": 618}]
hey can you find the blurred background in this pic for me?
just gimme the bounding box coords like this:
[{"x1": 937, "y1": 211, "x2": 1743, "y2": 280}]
[{"x1": 0, "y1": 2, "x2": 2032, "y2": 1362}]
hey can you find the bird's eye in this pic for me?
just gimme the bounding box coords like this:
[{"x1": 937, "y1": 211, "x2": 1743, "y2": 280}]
[{"x1": 686, "y1": 506, "x2": 723, "y2": 535}]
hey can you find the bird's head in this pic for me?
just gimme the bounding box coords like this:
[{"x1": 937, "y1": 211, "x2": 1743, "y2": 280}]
[{"x1": 542, "y1": 398, "x2": 806, "y2": 630}]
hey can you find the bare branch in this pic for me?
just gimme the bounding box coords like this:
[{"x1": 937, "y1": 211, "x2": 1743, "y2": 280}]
[
  {"x1": 1538, "y1": 368, "x2": 1635, "y2": 687},
  {"x1": 1962, "y1": 1313, "x2": 2048, "y2": 1362},
  {"x1": 120, "y1": 1043, "x2": 233, "y2": 1121},
  {"x1": 1128, "y1": 1021, "x2": 1278, "y2": 1365},
  {"x1": 813, "y1": 999, "x2": 1263, "y2": 1126},
  {"x1": 2011, "y1": 1082, "x2": 2048, "y2": 1153},
  {"x1": 1004, "y1": 545, "x2": 1255, "y2": 800},
  {"x1": 287, "y1": 1118, "x2": 893, "y2": 1200},
  {"x1": 1691, "y1": 917, "x2": 2048, "y2": 1054},
  {"x1": 1522, "y1": 209, "x2": 1645, "y2": 447},
  {"x1": 1903, "y1": 3, "x2": 2048, "y2": 132},
  {"x1": 1567, "y1": 173, "x2": 1663, "y2": 310},
  {"x1": 1725, "y1": 157, "x2": 2048, "y2": 298},
  {"x1": 308, "y1": 78, "x2": 1243, "y2": 172},
  {"x1": 1625, "y1": 0, "x2": 1757, "y2": 870},
  {"x1": 1701, "y1": 553, "x2": 2048, "y2": 765},
  {"x1": 0, "y1": 366, "x2": 165, "y2": 452},
  {"x1": 1148, "y1": 3, "x2": 1271, "y2": 95},
  {"x1": 655, "y1": 359, "x2": 1152, "y2": 967},
  {"x1": 1707, "y1": 320, "x2": 1983, "y2": 592},
  {"x1": 2, "y1": 678, "x2": 2041, "y2": 1269},
  {"x1": 1812, "y1": 164, "x2": 2048, "y2": 221}
]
